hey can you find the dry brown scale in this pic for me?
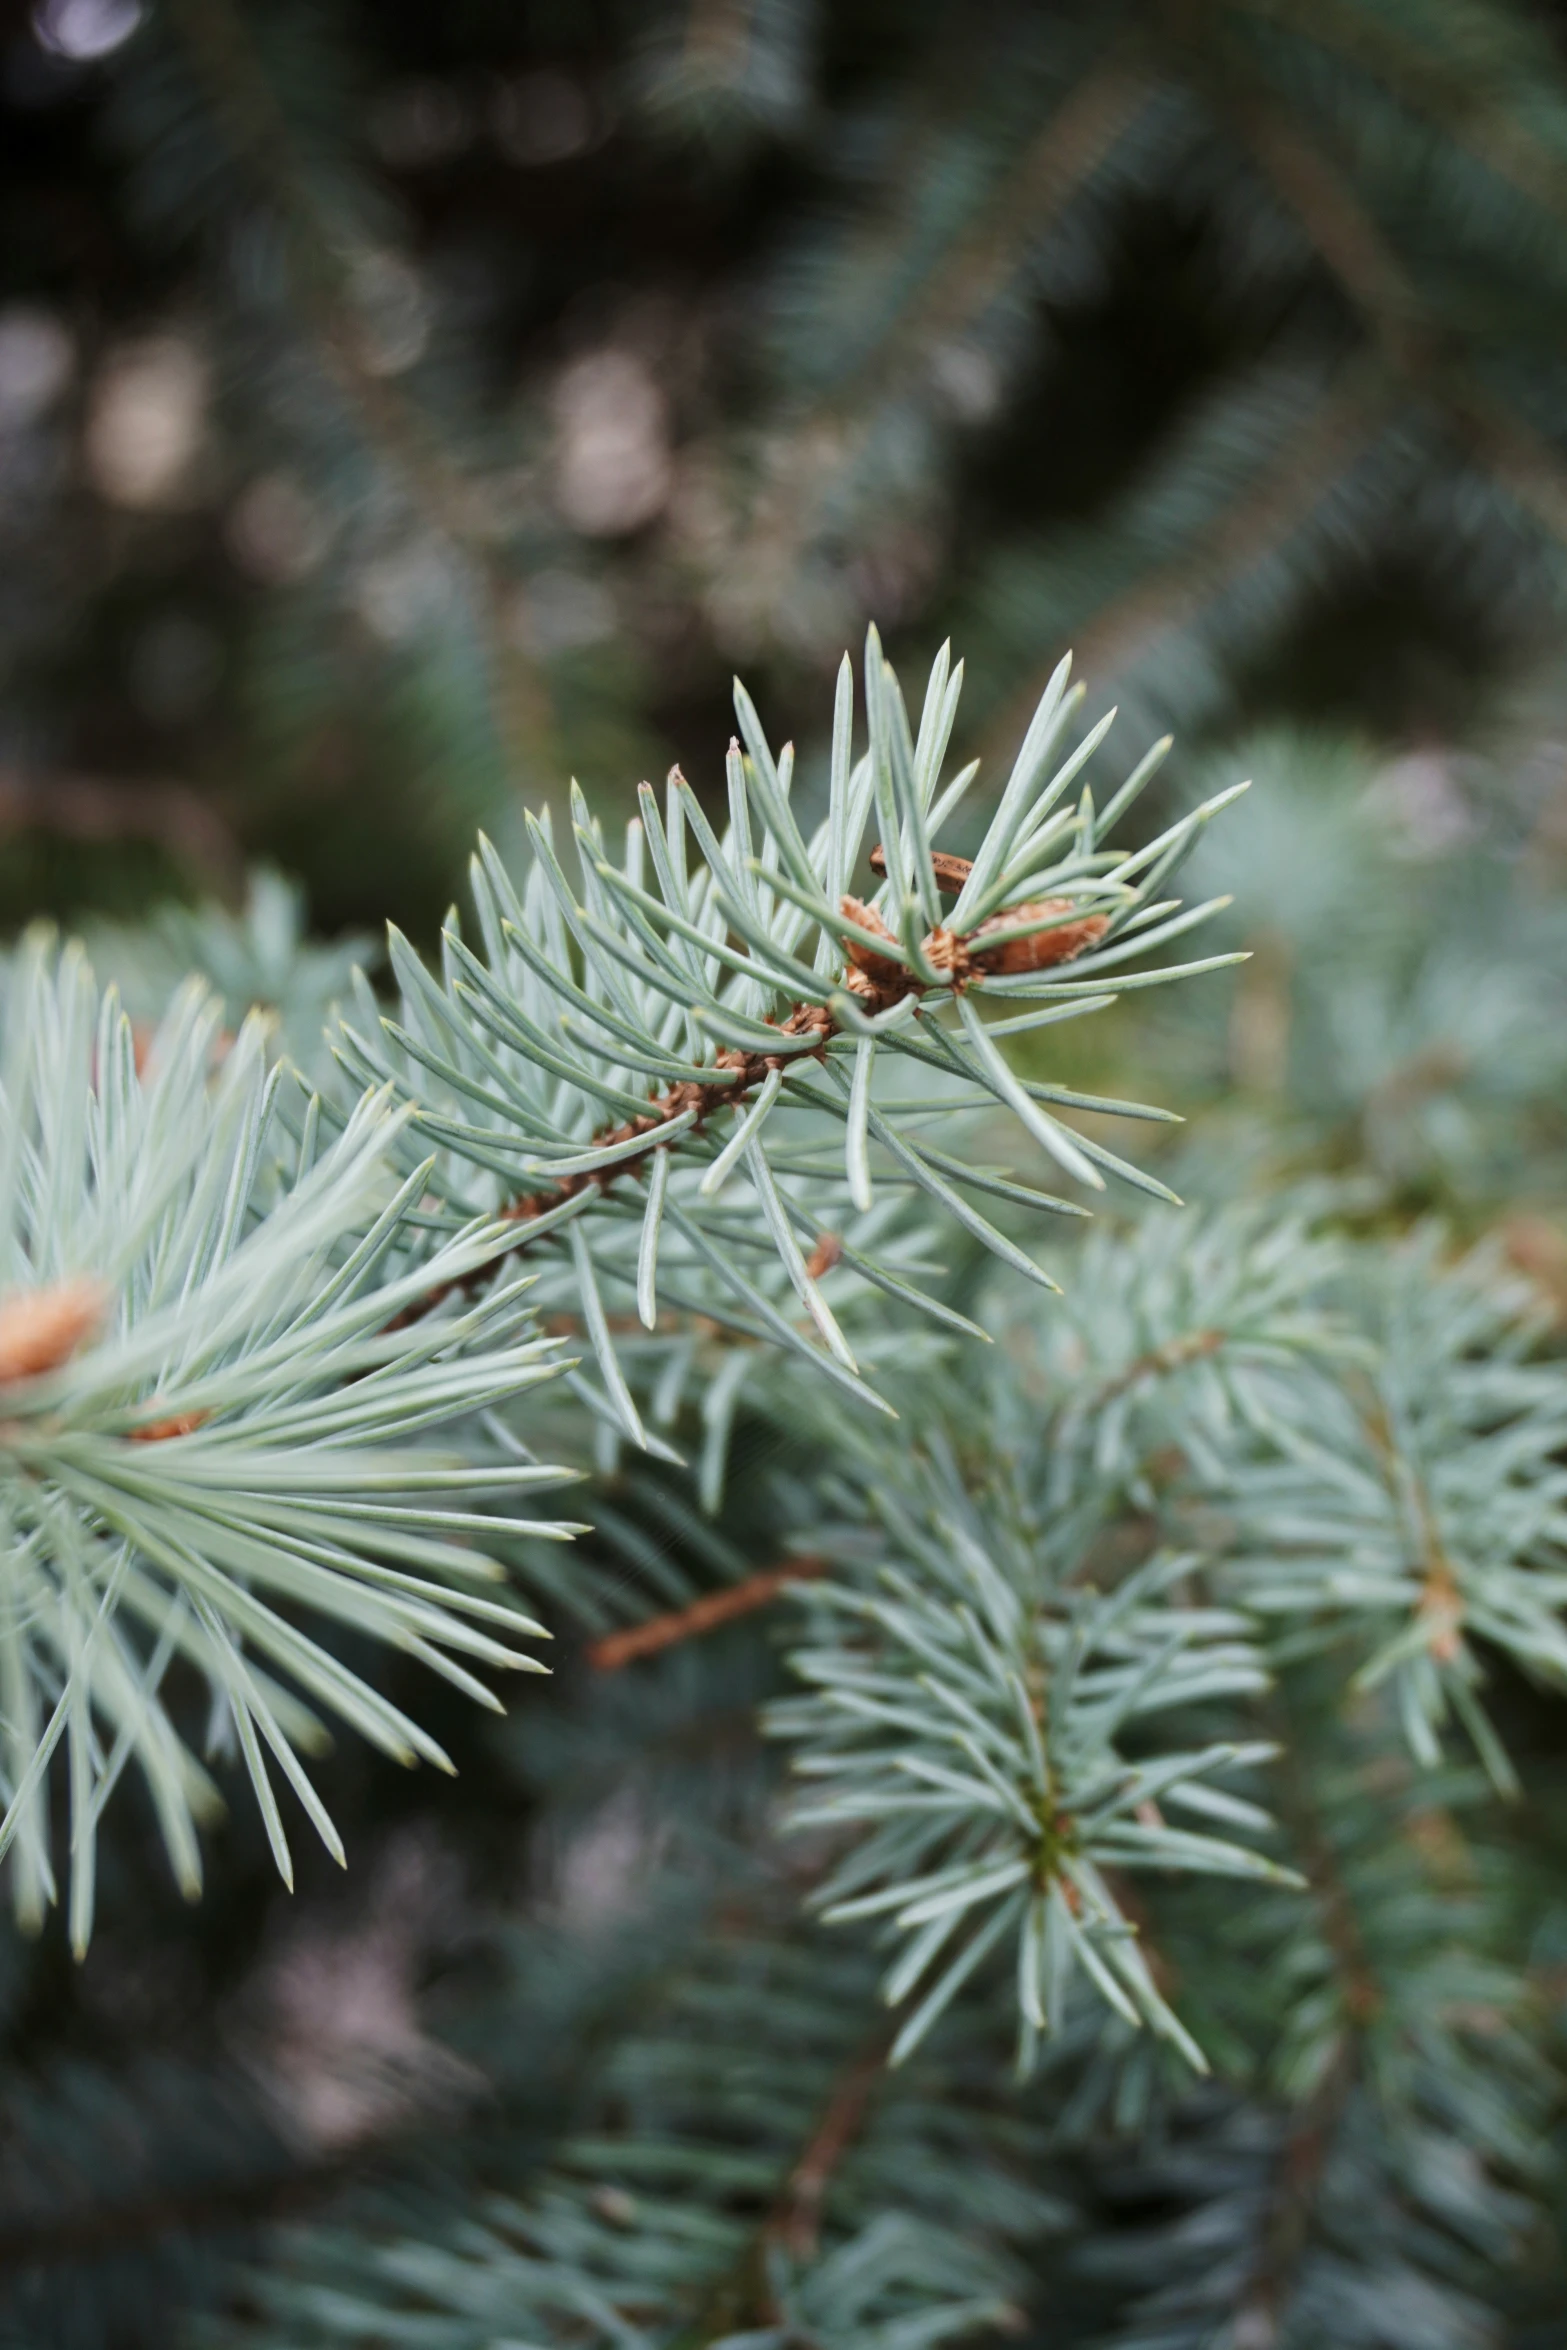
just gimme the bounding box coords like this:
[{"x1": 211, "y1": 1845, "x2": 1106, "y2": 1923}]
[
  {"x1": 839, "y1": 892, "x2": 1109, "y2": 1009},
  {"x1": 0, "y1": 1283, "x2": 207, "y2": 1440},
  {"x1": 0, "y1": 1278, "x2": 106, "y2": 1385},
  {"x1": 850, "y1": 843, "x2": 1110, "y2": 1007}
]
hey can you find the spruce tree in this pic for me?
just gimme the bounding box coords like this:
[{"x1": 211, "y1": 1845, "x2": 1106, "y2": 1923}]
[{"x1": 2, "y1": 5, "x2": 1567, "y2": 2349}]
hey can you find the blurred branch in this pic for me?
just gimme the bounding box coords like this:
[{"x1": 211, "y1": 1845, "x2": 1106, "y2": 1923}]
[
  {"x1": 822, "y1": 52, "x2": 1155, "y2": 422},
  {"x1": 688, "y1": 2029, "x2": 894, "y2": 2333},
  {"x1": 733, "y1": 55, "x2": 1154, "y2": 597},
  {"x1": 1202, "y1": 42, "x2": 1567, "y2": 544},
  {"x1": 988, "y1": 13, "x2": 1567, "y2": 767},
  {"x1": 163, "y1": 0, "x2": 557, "y2": 787},
  {"x1": 1249, "y1": 0, "x2": 1567, "y2": 233},
  {"x1": 1232, "y1": 2047, "x2": 1359, "y2": 2345},
  {"x1": 1216, "y1": 88, "x2": 1419, "y2": 357},
  {"x1": 984, "y1": 359, "x2": 1392, "y2": 756},
  {"x1": 0, "y1": 770, "x2": 244, "y2": 892},
  {"x1": 986, "y1": 17, "x2": 1567, "y2": 761},
  {"x1": 1223, "y1": 1697, "x2": 1381, "y2": 2340},
  {"x1": 0, "y1": 2150, "x2": 340, "y2": 2272}
]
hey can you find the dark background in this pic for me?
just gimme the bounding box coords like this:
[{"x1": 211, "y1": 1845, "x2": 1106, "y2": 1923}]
[{"x1": 5, "y1": 0, "x2": 1565, "y2": 943}]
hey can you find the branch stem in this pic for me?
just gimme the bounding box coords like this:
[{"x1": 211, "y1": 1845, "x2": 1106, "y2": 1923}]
[{"x1": 586, "y1": 1557, "x2": 826, "y2": 1671}]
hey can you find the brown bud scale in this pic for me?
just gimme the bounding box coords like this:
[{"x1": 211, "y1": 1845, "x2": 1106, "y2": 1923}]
[{"x1": 0, "y1": 1278, "x2": 106, "y2": 1386}]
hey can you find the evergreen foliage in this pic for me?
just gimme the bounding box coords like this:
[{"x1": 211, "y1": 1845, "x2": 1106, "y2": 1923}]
[
  {"x1": 3, "y1": 623, "x2": 1566, "y2": 2346},
  {"x1": 3, "y1": 5, "x2": 1567, "y2": 2348},
  {"x1": 0, "y1": 933, "x2": 571, "y2": 1948}
]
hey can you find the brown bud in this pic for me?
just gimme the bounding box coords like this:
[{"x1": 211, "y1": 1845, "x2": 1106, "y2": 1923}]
[
  {"x1": 1418, "y1": 1564, "x2": 1464, "y2": 1663},
  {"x1": 919, "y1": 925, "x2": 971, "y2": 982},
  {"x1": 129, "y1": 1408, "x2": 210, "y2": 1442},
  {"x1": 805, "y1": 1232, "x2": 842, "y2": 1281},
  {"x1": 839, "y1": 895, "x2": 913, "y2": 1007},
  {"x1": 0, "y1": 1278, "x2": 107, "y2": 1385},
  {"x1": 840, "y1": 894, "x2": 898, "y2": 966}
]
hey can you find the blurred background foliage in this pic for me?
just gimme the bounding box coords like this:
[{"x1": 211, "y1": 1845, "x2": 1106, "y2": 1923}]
[
  {"x1": 6, "y1": 0, "x2": 1567, "y2": 2343},
  {"x1": 7, "y1": 0, "x2": 1567, "y2": 946}
]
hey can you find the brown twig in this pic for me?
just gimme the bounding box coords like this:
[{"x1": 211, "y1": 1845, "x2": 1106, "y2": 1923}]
[
  {"x1": 1226, "y1": 1688, "x2": 1381, "y2": 2343},
  {"x1": 1090, "y1": 1324, "x2": 1226, "y2": 1412},
  {"x1": 768, "y1": 2039, "x2": 890, "y2": 2263},
  {"x1": 869, "y1": 843, "x2": 972, "y2": 894},
  {"x1": 1361, "y1": 1401, "x2": 1466, "y2": 1664},
  {"x1": 382, "y1": 988, "x2": 838, "y2": 1332},
  {"x1": 679, "y1": 2026, "x2": 893, "y2": 2337},
  {"x1": 586, "y1": 1556, "x2": 827, "y2": 1671},
  {"x1": 1230, "y1": 2039, "x2": 1359, "y2": 2350}
]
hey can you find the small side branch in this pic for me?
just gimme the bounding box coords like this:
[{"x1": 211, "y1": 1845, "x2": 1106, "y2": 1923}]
[
  {"x1": 769, "y1": 2040, "x2": 890, "y2": 2262},
  {"x1": 1091, "y1": 1324, "x2": 1226, "y2": 1411},
  {"x1": 1227, "y1": 1691, "x2": 1379, "y2": 2340},
  {"x1": 586, "y1": 1557, "x2": 826, "y2": 1671},
  {"x1": 1231, "y1": 2040, "x2": 1359, "y2": 2350}
]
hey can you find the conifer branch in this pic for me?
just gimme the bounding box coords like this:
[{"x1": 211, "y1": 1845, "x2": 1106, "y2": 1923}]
[
  {"x1": 343, "y1": 631, "x2": 1242, "y2": 1434},
  {"x1": 825, "y1": 53, "x2": 1156, "y2": 420},
  {"x1": 0, "y1": 940, "x2": 578, "y2": 1933},
  {"x1": 1254, "y1": 0, "x2": 1567, "y2": 230},
  {"x1": 1210, "y1": 58, "x2": 1567, "y2": 545}
]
